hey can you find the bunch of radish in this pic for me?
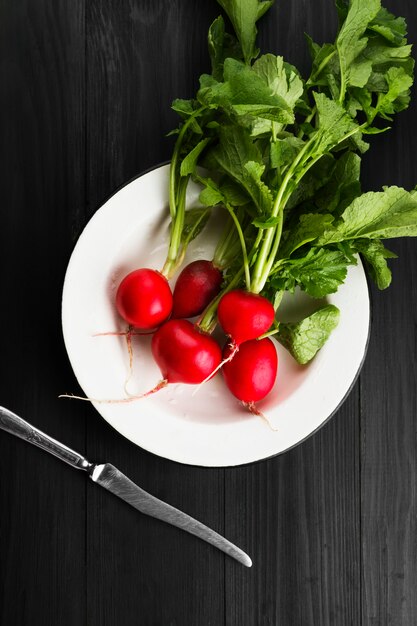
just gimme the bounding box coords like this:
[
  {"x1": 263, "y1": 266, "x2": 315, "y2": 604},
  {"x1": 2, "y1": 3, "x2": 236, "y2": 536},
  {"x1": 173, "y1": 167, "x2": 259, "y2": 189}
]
[
  {"x1": 80, "y1": 0, "x2": 417, "y2": 417},
  {"x1": 114, "y1": 260, "x2": 279, "y2": 413},
  {"x1": 110, "y1": 13, "x2": 282, "y2": 414}
]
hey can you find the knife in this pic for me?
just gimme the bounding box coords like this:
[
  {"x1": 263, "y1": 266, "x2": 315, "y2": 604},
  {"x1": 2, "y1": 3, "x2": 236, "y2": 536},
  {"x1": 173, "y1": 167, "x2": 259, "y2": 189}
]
[{"x1": 0, "y1": 405, "x2": 251, "y2": 567}]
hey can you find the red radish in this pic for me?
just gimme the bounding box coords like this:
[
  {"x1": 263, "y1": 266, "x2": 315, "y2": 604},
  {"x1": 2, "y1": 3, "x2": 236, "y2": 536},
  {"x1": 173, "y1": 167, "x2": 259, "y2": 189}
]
[
  {"x1": 152, "y1": 319, "x2": 222, "y2": 384},
  {"x1": 116, "y1": 268, "x2": 173, "y2": 329},
  {"x1": 62, "y1": 319, "x2": 222, "y2": 403},
  {"x1": 217, "y1": 290, "x2": 275, "y2": 346},
  {"x1": 172, "y1": 260, "x2": 223, "y2": 319},
  {"x1": 222, "y1": 337, "x2": 278, "y2": 403}
]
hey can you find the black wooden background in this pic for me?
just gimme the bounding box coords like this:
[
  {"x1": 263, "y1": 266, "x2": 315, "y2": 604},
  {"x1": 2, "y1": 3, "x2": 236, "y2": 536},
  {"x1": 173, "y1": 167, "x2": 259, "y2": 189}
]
[{"x1": 1, "y1": 1, "x2": 417, "y2": 624}]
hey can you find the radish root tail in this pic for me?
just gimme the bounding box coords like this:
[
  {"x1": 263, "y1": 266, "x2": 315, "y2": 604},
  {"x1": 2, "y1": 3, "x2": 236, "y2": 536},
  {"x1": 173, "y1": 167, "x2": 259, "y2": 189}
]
[
  {"x1": 92, "y1": 325, "x2": 155, "y2": 397},
  {"x1": 92, "y1": 329, "x2": 154, "y2": 337},
  {"x1": 192, "y1": 341, "x2": 239, "y2": 396},
  {"x1": 244, "y1": 401, "x2": 278, "y2": 431},
  {"x1": 59, "y1": 379, "x2": 168, "y2": 405},
  {"x1": 124, "y1": 326, "x2": 134, "y2": 395}
]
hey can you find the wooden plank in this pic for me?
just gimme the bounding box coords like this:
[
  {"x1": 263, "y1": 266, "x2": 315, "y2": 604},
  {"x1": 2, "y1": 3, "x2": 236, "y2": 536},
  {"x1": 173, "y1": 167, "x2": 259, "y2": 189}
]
[
  {"x1": 225, "y1": 395, "x2": 361, "y2": 625},
  {"x1": 225, "y1": 1, "x2": 361, "y2": 624},
  {"x1": 361, "y1": 244, "x2": 417, "y2": 625},
  {"x1": 85, "y1": 2, "x2": 224, "y2": 624},
  {"x1": 0, "y1": 1, "x2": 86, "y2": 625},
  {"x1": 86, "y1": 419, "x2": 225, "y2": 625},
  {"x1": 86, "y1": 0, "x2": 218, "y2": 207},
  {"x1": 360, "y1": 2, "x2": 417, "y2": 620}
]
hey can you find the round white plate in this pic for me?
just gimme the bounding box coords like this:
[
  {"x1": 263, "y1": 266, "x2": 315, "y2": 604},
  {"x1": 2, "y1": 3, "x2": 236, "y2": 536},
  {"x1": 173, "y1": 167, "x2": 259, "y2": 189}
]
[{"x1": 62, "y1": 164, "x2": 370, "y2": 467}]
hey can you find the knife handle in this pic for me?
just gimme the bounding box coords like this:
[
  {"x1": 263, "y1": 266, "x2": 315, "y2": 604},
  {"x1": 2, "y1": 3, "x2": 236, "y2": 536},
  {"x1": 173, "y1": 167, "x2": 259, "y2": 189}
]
[{"x1": 0, "y1": 406, "x2": 92, "y2": 471}]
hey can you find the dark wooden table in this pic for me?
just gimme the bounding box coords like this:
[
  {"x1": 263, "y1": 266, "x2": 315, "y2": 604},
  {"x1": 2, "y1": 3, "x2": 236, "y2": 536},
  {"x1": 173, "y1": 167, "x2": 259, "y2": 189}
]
[{"x1": 1, "y1": 1, "x2": 417, "y2": 624}]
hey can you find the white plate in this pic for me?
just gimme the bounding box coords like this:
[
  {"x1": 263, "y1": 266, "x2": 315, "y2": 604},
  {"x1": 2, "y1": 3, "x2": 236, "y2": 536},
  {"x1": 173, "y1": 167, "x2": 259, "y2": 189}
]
[{"x1": 62, "y1": 164, "x2": 370, "y2": 467}]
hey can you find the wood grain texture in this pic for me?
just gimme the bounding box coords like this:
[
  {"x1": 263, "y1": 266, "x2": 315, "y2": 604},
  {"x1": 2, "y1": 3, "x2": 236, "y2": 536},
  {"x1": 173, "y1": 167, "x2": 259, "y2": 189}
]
[
  {"x1": 225, "y1": 393, "x2": 361, "y2": 626},
  {"x1": 224, "y1": 3, "x2": 362, "y2": 624},
  {"x1": 1, "y1": 0, "x2": 417, "y2": 625},
  {"x1": 0, "y1": 1, "x2": 87, "y2": 625},
  {"x1": 359, "y1": 3, "x2": 417, "y2": 623},
  {"x1": 361, "y1": 244, "x2": 417, "y2": 626},
  {"x1": 85, "y1": 2, "x2": 224, "y2": 625}
]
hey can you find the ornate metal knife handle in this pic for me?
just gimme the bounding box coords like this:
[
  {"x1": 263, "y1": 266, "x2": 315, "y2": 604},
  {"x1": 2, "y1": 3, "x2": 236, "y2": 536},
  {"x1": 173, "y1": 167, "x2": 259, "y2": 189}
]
[{"x1": 0, "y1": 406, "x2": 92, "y2": 471}]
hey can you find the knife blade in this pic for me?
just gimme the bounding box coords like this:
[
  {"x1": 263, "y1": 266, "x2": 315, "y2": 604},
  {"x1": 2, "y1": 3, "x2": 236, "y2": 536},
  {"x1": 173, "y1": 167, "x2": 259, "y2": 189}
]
[{"x1": 0, "y1": 405, "x2": 252, "y2": 567}]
